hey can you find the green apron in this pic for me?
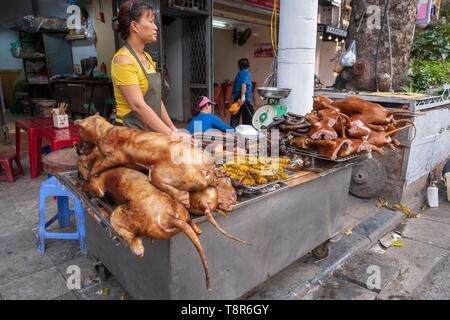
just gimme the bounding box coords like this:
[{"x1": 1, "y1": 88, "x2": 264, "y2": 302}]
[{"x1": 118, "y1": 42, "x2": 162, "y2": 131}]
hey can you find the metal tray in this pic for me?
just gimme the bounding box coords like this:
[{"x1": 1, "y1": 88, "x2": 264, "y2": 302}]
[
  {"x1": 257, "y1": 87, "x2": 291, "y2": 99},
  {"x1": 233, "y1": 169, "x2": 297, "y2": 192}
]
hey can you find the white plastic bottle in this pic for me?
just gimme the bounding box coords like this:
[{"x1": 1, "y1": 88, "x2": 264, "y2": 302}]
[{"x1": 427, "y1": 182, "x2": 439, "y2": 208}]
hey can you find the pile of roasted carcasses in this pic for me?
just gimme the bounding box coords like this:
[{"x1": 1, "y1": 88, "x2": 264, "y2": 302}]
[
  {"x1": 75, "y1": 114, "x2": 250, "y2": 290},
  {"x1": 270, "y1": 96, "x2": 417, "y2": 160}
]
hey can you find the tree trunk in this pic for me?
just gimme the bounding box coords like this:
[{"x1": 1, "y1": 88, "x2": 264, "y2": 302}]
[{"x1": 336, "y1": 0, "x2": 419, "y2": 92}]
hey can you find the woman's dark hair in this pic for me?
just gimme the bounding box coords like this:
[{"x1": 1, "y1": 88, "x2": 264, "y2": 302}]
[
  {"x1": 113, "y1": 0, "x2": 154, "y2": 40},
  {"x1": 238, "y1": 58, "x2": 250, "y2": 70},
  {"x1": 81, "y1": 8, "x2": 88, "y2": 20}
]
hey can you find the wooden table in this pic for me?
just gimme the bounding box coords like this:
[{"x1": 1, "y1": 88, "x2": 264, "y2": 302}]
[
  {"x1": 15, "y1": 117, "x2": 78, "y2": 178},
  {"x1": 36, "y1": 125, "x2": 79, "y2": 177}
]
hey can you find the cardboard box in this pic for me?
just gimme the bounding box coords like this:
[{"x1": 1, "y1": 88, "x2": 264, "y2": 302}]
[{"x1": 52, "y1": 109, "x2": 69, "y2": 128}]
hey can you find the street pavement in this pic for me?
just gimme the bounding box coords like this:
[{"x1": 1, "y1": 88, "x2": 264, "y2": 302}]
[
  {"x1": 302, "y1": 193, "x2": 450, "y2": 300},
  {"x1": 0, "y1": 162, "x2": 130, "y2": 300}
]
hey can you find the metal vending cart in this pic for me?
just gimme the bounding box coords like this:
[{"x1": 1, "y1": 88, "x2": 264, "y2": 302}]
[{"x1": 56, "y1": 154, "x2": 358, "y2": 299}]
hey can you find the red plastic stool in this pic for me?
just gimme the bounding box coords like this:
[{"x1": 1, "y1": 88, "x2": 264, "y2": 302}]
[{"x1": 0, "y1": 153, "x2": 24, "y2": 183}]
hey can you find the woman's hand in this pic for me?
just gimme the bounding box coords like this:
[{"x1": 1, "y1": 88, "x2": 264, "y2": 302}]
[{"x1": 172, "y1": 129, "x2": 196, "y2": 146}]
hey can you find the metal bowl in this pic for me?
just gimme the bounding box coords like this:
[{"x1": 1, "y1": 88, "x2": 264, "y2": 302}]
[{"x1": 257, "y1": 87, "x2": 292, "y2": 99}]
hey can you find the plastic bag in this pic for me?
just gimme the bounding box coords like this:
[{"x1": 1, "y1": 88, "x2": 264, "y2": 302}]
[
  {"x1": 10, "y1": 15, "x2": 68, "y2": 33},
  {"x1": 339, "y1": 40, "x2": 357, "y2": 67},
  {"x1": 229, "y1": 101, "x2": 241, "y2": 115}
]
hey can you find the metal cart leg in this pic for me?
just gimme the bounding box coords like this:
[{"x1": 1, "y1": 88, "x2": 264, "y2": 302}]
[
  {"x1": 312, "y1": 241, "x2": 330, "y2": 260},
  {"x1": 94, "y1": 259, "x2": 111, "y2": 281}
]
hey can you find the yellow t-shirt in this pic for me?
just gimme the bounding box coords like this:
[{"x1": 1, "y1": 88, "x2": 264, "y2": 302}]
[{"x1": 111, "y1": 47, "x2": 157, "y2": 123}]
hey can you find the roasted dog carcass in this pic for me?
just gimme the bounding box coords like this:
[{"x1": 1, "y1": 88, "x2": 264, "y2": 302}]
[
  {"x1": 76, "y1": 145, "x2": 147, "y2": 181},
  {"x1": 189, "y1": 174, "x2": 248, "y2": 245},
  {"x1": 293, "y1": 96, "x2": 419, "y2": 158},
  {"x1": 77, "y1": 146, "x2": 103, "y2": 181},
  {"x1": 315, "y1": 96, "x2": 418, "y2": 126},
  {"x1": 75, "y1": 114, "x2": 215, "y2": 207},
  {"x1": 214, "y1": 176, "x2": 238, "y2": 212},
  {"x1": 83, "y1": 167, "x2": 211, "y2": 289}
]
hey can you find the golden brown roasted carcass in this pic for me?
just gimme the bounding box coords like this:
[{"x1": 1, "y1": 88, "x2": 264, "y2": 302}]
[
  {"x1": 82, "y1": 167, "x2": 210, "y2": 289},
  {"x1": 214, "y1": 176, "x2": 237, "y2": 213},
  {"x1": 77, "y1": 147, "x2": 103, "y2": 181},
  {"x1": 331, "y1": 97, "x2": 418, "y2": 126},
  {"x1": 76, "y1": 146, "x2": 147, "y2": 181},
  {"x1": 75, "y1": 114, "x2": 215, "y2": 207},
  {"x1": 189, "y1": 180, "x2": 248, "y2": 245},
  {"x1": 367, "y1": 124, "x2": 412, "y2": 151}
]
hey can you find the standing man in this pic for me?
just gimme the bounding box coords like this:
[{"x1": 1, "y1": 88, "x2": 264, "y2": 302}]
[{"x1": 230, "y1": 58, "x2": 255, "y2": 128}]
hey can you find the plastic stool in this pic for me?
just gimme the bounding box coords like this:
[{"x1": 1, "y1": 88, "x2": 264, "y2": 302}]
[
  {"x1": 0, "y1": 153, "x2": 24, "y2": 183},
  {"x1": 38, "y1": 176, "x2": 86, "y2": 254}
]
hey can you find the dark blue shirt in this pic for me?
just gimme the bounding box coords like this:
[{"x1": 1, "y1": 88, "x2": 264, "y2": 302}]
[
  {"x1": 187, "y1": 113, "x2": 234, "y2": 134},
  {"x1": 232, "y1": 69, "x2": 253, "y2": 103}
]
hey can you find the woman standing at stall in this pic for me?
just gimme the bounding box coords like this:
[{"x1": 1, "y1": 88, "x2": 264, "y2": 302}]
[
  {"x1": 111, "y1": 0, "x2": 179, "y2": 135},
  {"x1": 230, "y1": 58, "x2": 255, "y2": 128}
]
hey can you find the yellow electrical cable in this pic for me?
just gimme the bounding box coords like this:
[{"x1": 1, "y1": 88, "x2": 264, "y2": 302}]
[
  {"x1": 270, "y1": 2, "x2": 274, "y2": 55},
  {"x1": 270, "y1": 0, "x2": 278, "y2": 57},
  {"x1": 274, "y1": 0, "x2": 277, "y2": 47}
]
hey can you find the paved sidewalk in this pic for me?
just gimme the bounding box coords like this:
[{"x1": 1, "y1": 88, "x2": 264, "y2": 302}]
[
  {"x1": 302, "y1": 193, "x2": 450, "y2": 300},
  {"x1": 0, "y1": 163, "x2": 130, "y2": 300}
]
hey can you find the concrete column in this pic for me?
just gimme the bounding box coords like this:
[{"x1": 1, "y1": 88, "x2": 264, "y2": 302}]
[{"x1": 277, "y1": 0, "x2": 318, "y2": 115}]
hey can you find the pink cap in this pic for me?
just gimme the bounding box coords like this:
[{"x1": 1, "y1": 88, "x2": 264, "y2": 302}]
[{"x1": 195, "y1": 96, "x2": 216, "y2": 111}]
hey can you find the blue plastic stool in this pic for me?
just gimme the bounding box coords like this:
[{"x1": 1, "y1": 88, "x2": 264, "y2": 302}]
[{"x1": 38, "y1": 176, "x2": 87, "y2": 254}]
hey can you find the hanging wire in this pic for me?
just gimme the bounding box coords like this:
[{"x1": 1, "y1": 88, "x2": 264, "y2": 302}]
[
  {"x1": 386, "y1": 0, "x2": 394, "y2": 92},
  {"x1": 264, "y1": 0, "x2": 278, "y2": 89},
  {"x1": 270, "y1": 0, "x2": 278, "y2": 59},
  {"x1": 374, "y1": 0, "x2": 389, "y2": 92}
]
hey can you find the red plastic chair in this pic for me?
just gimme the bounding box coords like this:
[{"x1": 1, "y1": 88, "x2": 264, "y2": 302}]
[
  {"x1": 0, "y1": 153, "x2": 24, "y2": 183},
  {"x1": 221, "y1": 81, "x2": 234, "y2": 113},
  {"x1": 213, "y1": 83, "x2": 225, "y2": 119}
]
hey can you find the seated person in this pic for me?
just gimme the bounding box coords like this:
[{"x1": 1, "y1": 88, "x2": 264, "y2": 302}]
[{"x1": 187, "y1": 96, "x2": 234, "y2": 134}]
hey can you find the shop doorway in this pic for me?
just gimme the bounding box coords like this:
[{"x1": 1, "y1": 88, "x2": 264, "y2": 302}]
[{"x1": 212, "y1": 3, "x2": 275, "y2": 121}]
